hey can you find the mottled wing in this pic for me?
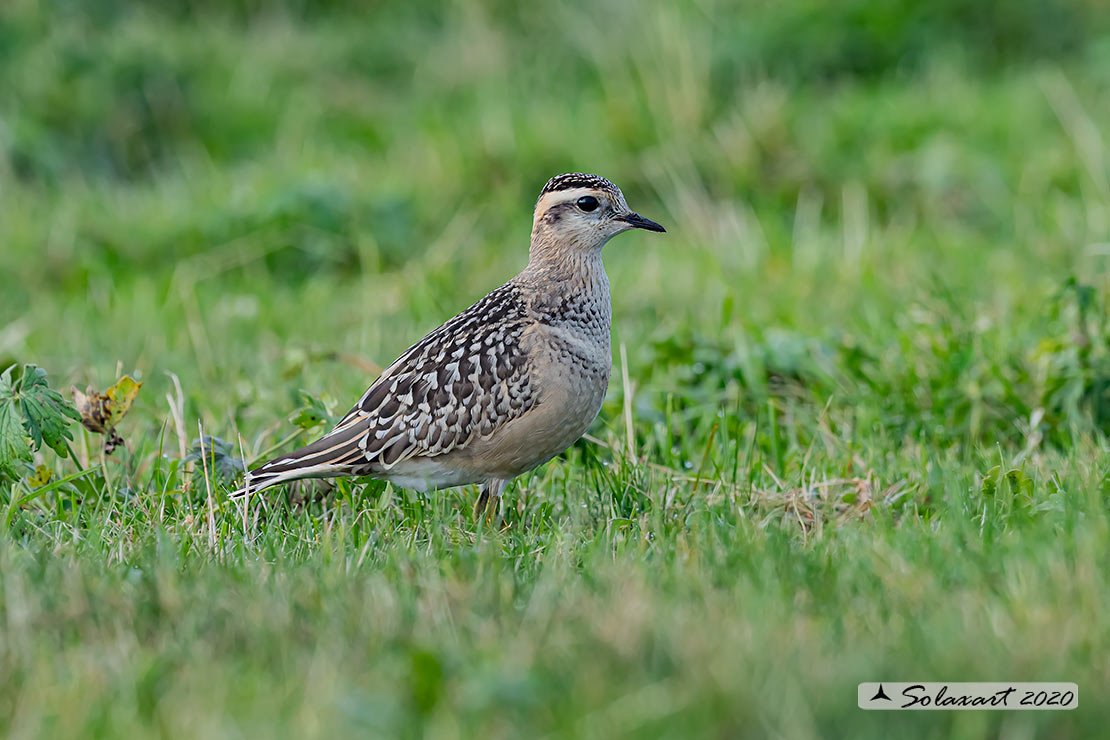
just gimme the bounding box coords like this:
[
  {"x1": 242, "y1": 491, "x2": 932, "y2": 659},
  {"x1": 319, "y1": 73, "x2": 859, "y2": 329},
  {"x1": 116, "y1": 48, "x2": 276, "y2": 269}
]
[{"x1": 323, "y1": 282, "x2": 537, "y2": 470}]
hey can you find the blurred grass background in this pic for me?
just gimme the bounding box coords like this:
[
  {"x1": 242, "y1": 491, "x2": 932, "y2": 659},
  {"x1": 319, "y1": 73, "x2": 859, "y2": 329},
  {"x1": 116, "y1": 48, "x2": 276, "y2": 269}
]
[{"x1": 2, "y1": 0, "x2": 1110, "y2": 737}]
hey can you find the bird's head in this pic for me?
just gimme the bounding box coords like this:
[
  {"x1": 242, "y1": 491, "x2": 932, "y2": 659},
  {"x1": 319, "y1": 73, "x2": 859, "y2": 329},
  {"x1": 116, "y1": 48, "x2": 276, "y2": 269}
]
[{"x1": 530, "y1": 173, "x2": 665, "y2": 258}]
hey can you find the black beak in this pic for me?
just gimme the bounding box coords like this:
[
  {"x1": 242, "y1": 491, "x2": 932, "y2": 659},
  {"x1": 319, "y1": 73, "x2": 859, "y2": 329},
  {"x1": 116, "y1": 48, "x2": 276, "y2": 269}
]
[{"x1": 621, "y1": 212, "x2": 666, "y2": 233}]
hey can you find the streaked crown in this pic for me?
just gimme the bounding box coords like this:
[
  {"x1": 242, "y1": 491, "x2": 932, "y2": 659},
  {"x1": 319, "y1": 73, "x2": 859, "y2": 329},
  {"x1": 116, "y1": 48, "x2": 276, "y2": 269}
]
[{"x1": 539, "y1": 173, "x2": 621, "y2": 198}]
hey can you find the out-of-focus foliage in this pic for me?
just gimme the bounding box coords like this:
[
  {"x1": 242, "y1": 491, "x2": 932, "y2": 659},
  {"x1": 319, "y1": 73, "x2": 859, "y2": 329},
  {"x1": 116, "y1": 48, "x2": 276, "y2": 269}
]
[
  {"x1": 3, "y1": 0, "x2": 1105, "y2": 184},
  {"x1": 2, "y1": 1, "x2": 1110, "y2": 737}
]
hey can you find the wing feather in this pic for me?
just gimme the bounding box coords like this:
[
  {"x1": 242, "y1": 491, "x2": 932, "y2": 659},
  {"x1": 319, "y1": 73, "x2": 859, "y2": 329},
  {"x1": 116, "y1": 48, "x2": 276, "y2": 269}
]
[{"x1": 319, "y1": 282, "x2": 537, "y2": 471}]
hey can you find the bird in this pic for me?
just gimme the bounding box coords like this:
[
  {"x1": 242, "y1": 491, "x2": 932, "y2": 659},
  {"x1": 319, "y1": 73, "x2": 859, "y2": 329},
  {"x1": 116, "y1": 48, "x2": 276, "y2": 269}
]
[{"x1": 237, "y1": 173, "x2": 665, "y2": 518}]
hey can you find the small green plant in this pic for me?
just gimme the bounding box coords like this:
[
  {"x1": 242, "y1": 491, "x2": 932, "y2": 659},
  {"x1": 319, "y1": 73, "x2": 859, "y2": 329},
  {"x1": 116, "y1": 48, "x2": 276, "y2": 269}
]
[
  {"x1": 1034, "y1": 278, "x2": 1110, "y2": 436},
  {"x1": 289, "y1": 389, "x2": 337, "y2": 431},
  {"x1": 186, "y1": 435, "x2": 245, "y2": 492},
  {"x1": 0, "y1": 364, "x2": 81, "y2": 490}
]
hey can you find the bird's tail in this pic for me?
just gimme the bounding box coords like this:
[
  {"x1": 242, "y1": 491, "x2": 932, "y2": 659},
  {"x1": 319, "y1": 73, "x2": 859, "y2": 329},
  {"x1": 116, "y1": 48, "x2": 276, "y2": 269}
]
[{"x1": 232, "y1": 423, "x2": 367, "y2": 498}]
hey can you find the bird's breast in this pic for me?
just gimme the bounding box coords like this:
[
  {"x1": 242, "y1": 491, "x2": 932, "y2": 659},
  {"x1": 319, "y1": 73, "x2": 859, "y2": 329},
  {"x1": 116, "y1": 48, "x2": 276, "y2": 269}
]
[
  {"x1": 529, "y1": 286, "x2": 613, "y2": 435},
  {"x1": 453, "y1": 321, "x2": 611, "y2": 480}
]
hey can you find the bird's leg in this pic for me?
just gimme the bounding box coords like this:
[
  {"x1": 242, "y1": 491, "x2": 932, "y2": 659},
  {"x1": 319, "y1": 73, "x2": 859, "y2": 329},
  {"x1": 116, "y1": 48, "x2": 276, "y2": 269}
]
[
  {"x1": 474, "y1": 485, "x2": 491, "y2": 521},
  {"x1": 473, "y1": 478, "x2": 510, "y2": 527}
]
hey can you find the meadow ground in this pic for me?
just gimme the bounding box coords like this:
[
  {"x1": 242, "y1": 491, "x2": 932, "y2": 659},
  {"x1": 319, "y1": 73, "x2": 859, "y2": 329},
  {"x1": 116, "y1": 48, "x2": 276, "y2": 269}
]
[{"x1": 2, "y1": 1, "x2": 1110, "y2": 737}]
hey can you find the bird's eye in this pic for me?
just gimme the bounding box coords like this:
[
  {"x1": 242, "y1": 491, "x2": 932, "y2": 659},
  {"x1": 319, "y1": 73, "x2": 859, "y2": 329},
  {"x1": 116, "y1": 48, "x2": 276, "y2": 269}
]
[{"x1": 576, "y1": 196, "x2": 599, "y2": 212}]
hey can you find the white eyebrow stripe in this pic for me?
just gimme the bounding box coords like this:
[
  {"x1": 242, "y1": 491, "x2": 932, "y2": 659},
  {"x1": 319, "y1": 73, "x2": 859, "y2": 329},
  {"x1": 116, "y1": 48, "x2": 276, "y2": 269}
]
[{"x1": 534, "y1": 187, "x2": 611, "y2": 216}]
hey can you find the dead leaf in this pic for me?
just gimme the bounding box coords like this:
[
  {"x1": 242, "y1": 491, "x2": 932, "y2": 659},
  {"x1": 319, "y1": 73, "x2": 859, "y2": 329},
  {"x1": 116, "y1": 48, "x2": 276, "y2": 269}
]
[
  {"x1": 71, "y1": 376, "x2": 142, "y2": 455},
  {"x1": 72, "y1": 385, "x2": 109, "y2": 434}
]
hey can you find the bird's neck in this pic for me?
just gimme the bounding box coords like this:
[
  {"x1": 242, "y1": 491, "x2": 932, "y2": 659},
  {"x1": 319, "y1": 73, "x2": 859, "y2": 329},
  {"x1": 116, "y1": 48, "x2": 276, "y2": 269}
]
[
  {"x1": 522, "y1": 234, "x2": 609, "y2": 292},
  {"x1": 517, "y1": 240, "x2": 611, "y2": 343}
]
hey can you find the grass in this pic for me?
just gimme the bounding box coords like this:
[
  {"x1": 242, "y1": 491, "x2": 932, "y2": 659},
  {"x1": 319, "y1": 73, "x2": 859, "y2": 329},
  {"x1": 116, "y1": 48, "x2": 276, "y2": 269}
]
[{"x1": 2, "y1": 0, "x2": 1110, "y2": 737}]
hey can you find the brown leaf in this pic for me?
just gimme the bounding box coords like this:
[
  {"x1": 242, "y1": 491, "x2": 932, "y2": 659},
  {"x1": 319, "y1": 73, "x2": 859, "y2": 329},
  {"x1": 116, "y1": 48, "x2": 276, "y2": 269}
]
[
  {"x1": 71, "y1": 376, "x2": 142, "y2": 455},
  {"x1": 72, "y1": 385, "x2": 111, "y2": 434}
]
